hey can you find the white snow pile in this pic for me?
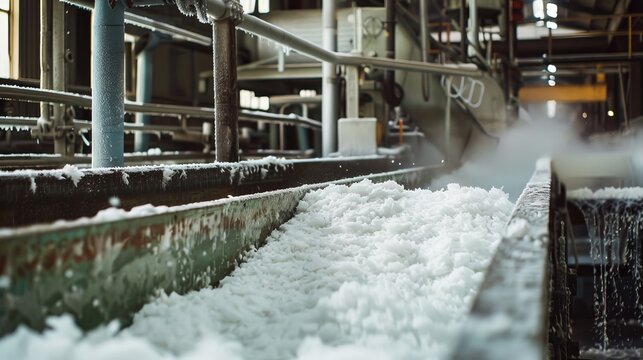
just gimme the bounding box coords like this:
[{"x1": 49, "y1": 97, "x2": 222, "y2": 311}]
[
  {"x1": 0, "y1": 180, "x2": 514, "y2": 360},
  {"x1": 568, "y1": 186, "x2": 643, "y2": 199}
]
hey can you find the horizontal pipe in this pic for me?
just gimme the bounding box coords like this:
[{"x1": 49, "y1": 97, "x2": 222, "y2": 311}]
[
  {"x1": 0, "y1": 86, "x2": 321, "y2": 129},
  {"x1": 518, "y1": 52, "x2": 643, "y2": 65},
  {"x1": 205, "y1": 0, "x2": 481, "y2": 77},
  {"x1": 269, "y1": 94, "x2": 322, "y2": 105},
  {"x1": 0, "y1": 116, "x2": 196, "y2": 134},
  {"x1": 62, "y1": 0, "x2": 211, "y2": 46}
]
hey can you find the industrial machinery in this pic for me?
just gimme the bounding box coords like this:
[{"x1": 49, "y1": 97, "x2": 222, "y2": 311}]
[{"x1": 0, "y1": 0, "x2": 642, "y2": 359}]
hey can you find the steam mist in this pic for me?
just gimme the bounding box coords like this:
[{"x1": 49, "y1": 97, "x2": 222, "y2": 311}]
[{"x1": 431, "y1": 115, "x2": 643, "y2": 201}]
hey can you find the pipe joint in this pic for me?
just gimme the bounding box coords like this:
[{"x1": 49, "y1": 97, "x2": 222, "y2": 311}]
[{"x1": 214, "y1": 0, "x2": 243, "y2": 24}]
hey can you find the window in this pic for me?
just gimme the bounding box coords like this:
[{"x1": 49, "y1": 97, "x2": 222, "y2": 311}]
[{"x1": 0, "y1": 0, "x2": 9, "y2": 78}]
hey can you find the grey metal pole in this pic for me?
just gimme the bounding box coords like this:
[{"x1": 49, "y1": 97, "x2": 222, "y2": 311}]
[
  {"x1": 213, "y1": 18, "x2": 239, "y2": 162},
  {"x1": 40, "y1": 0, "x2": 52, "y2": 130},
  {"x1": 92, "y1": 0, "x2": 125, "y2": 168},
  {"x1": 420, "y1": 0, "x2": 430, "y2": 102},
  {"x1": 52, "y1": 0, "x2": 74, "y2": 156},
  {"x1": 134, "y1": 33, "x2": 160, "y2": 152},
  {"x1": 321, "y1": 0, "x2": 338, "y2": 156}
]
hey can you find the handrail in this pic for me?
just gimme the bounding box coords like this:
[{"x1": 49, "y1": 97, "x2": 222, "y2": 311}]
[{"x1": 0, "y1": 85, "x2": 322, "y2": 129}]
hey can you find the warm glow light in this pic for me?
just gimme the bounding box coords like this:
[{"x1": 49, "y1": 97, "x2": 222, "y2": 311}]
[
  {"x1": 608, "y1": 110, "x2": 615, "y2": 117},
  {"x1": 582, "y1": 112, "x2": 588, "y2": 119}
]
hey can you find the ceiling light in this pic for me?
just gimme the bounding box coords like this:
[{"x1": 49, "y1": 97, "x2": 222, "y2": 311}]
[
  {"x1": 547, "y1": 64, "x2": 557, "y2": 73},
  {"x1": 607, "y1": 110, "x2": 615, "y2": 117},
  {"x1": 582, "y1": 112, "x2": 588, "y2": 119},
  {"x1": 548, "y1": 80, "x2": 556, "y2": 86}
]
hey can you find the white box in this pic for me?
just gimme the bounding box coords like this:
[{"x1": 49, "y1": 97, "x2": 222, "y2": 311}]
[{"x1": 338, "y1": 117, "x2": 377, "y2": 156}]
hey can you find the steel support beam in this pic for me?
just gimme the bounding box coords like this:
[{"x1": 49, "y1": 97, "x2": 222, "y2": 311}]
[
  {"x1": 518, "y1": 84, "x2": 608, "y2": 103},
  {"x1": 212, "y1": 17, "x2": 239, "y2": 162},
  {"x1": 92, "y1": 0, "x2": 125, "y2": 168}
]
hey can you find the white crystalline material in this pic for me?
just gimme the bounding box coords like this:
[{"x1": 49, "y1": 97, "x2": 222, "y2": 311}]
[
  {"x1": 125, "y1": 181, "x2": 513, "y2": 359},
  {"x1": 61, "y1": 164, "x2": 84, "y2": 187},
  {"x1": 506, "y1": 218, "x2": 529, "y2": 238},
  {"x1": 568, "y1": 187, "x2": 643, "y2": 199},
  {"x1": 0, "y1": 315, "x2": 243, "y2": 360},
  {"x1": 0, "y1": 180, "x2": 513, "y2": 360}
]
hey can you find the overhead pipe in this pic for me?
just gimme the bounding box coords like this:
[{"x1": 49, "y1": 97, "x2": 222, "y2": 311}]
[
  {"x1": 134, "y1": 32, "x2": 161, "y2": 152},
  {"x1": 92, "y1": 0, "x2": 125, "y2": 168},
  {"x1": 63, "y1": 0, "x2": 211, "y2": 46},
  {"x1": 321, "y1": 0, "x2": 338, "y2": 156}
]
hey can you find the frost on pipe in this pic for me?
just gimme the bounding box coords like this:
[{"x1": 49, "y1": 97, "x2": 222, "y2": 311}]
[
  {"x1": 0, "y1": 180, "x2": 513, "y2": 359},
  {"x1": 568, "y1": 188, "x2": 642, "y2": 353}
]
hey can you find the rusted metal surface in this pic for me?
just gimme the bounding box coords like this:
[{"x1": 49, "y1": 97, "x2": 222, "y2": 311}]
[
  {"x1": 212, "y1": 17, "x2": 239, "y2": 162},
  {"x1": 0, "y1": 165, "x2": 438, "y2": 336},
  {"x1": 0, "y1": 156, "x2": 436, "y2": 228},
  {"x1": 452, "y1": 160, "x2": 569, "y2": 360}
]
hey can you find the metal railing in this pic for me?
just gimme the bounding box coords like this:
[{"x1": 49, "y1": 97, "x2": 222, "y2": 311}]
[{"x1": 0, "y1": 85, "x2": 322, "y2": 130}]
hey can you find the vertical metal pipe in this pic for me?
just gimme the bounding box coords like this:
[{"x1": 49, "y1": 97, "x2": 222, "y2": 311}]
[
  {"x1": 504, "y1": 0, "x2": 514, "y2": 102},
  {"x1": 53, "y1": 0, "x2": 73, "y2": 155},
  {"x1": 134, "y1": 33, "x2": 160, "y2": 152},
  {"x1": 445, "y1": 77, "x2": 452, "y2": 164},
  {"x1": 321, "y1": 0, "x2": 338, "y2": 156},
  {"x1": 40, "y1": 0, "x2": 52, "y2": 127},
  {"x1": 297, "y1": 104, "x2": 309, "y2": 151},
  {"x1": 468, "y1": 0, "x2": 481, "y2": 57},
  {"x1": 213, "y1": 18, "x2": 239, "y2": 162},
  {"x1": 92, "y1": 0, "x2": 125, "y2": 168},
  {"x1": 459, "y1": 0, "x2": 466, "y2": 62},
  {"x1": 346, "y1": 65, "x2": 359, "y2": 118},
  {"x1": 420, "y1": 0, "x2": 430, "y2": 102}
]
